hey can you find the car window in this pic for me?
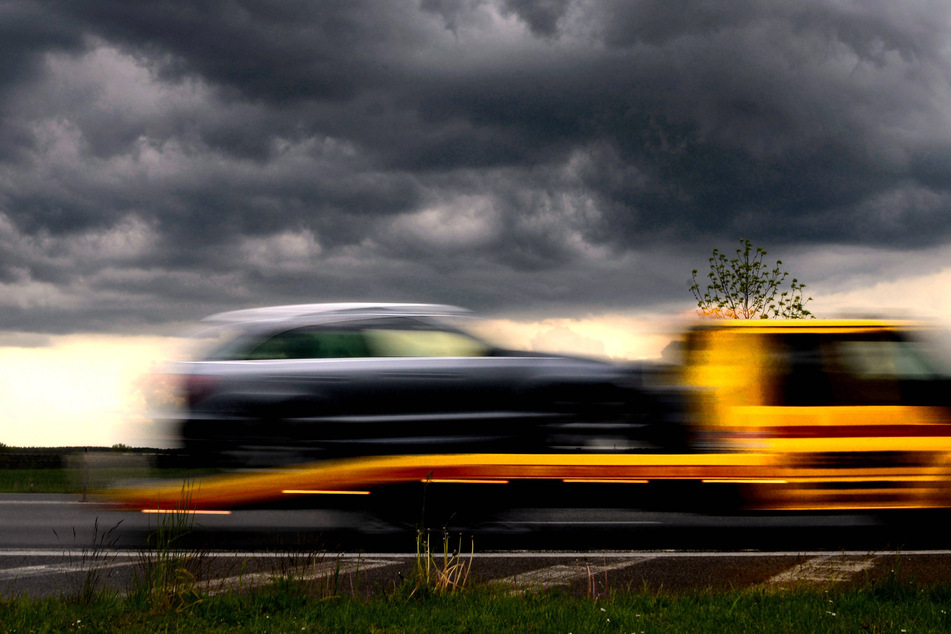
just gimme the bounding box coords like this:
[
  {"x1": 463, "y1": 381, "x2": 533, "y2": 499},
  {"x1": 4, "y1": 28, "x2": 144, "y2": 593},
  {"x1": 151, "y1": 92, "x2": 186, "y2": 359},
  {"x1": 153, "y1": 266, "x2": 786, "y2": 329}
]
[
  {"x1": 363, "y1": 329, "x2": 490, "y2": 357},
  {"x1": 242, "y1": 329, "x2": 371, "y2": 359},
  {"x1": 198, "y1": 316, "x2": 491, "y2": 360}
]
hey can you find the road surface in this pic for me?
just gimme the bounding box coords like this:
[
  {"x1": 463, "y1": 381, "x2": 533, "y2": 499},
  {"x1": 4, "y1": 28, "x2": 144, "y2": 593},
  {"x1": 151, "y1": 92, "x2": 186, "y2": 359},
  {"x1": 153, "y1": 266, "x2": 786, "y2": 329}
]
[{"x1": 1, "y1": 494, "x2": 949, "y2": 598}]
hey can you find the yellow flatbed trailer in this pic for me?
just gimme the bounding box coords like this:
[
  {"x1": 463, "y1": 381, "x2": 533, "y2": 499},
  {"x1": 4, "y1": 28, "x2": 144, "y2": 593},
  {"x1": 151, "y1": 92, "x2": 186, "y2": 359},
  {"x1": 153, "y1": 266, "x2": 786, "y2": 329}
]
[{"x1": 100, "y1": 449, "x2": 951, "y2": 513}]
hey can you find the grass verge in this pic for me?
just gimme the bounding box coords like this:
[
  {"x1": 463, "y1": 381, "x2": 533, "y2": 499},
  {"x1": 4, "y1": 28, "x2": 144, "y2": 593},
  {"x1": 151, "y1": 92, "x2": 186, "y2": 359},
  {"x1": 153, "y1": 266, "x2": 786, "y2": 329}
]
[
  {"x1": 1, "y1": 577, "x2": 950, "y2": 633},
  {"x1": 0, "y1": 467, "x2": 218, "y2": 494},
  {"x1": 0, "y1": 468, "x2": 72, "y2": 493}
]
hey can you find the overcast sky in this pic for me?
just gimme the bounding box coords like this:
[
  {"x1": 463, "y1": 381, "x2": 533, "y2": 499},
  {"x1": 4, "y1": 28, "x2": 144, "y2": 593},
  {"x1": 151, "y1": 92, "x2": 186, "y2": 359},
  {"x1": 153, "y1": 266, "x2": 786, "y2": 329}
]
[{"x1": 2, "y1": 0, "x2": 951, "y2": 338}]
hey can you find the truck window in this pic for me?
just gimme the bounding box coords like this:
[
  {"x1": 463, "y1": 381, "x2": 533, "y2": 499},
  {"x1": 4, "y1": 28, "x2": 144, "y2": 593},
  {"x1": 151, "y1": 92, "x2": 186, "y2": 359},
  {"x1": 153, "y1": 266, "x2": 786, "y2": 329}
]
[
  {"x1": 769, "y1": 334, "x2": 834, "y2": 406},
  {"x1": 770, "y1": 332, "x2": 937, "y2": 407}
]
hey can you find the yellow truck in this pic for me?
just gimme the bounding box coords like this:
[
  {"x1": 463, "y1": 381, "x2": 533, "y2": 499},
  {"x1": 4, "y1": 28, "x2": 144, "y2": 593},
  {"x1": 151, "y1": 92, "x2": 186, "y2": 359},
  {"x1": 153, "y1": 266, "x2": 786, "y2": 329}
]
[
  {"x1": 675, "y1": 319, "x2": 951, "y2": 510},
  {"x1": 104, "y1": 319, "x2": 951, "y2": 515}
]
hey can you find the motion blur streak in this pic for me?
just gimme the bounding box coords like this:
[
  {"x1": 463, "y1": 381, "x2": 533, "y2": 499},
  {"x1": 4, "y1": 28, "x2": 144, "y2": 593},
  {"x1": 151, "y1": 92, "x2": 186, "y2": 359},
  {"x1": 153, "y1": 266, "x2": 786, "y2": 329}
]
[
  {"x1": 280, "y1": 489, "x2": 370, "y2": 495},
  {"x1": 103, "y1": 452, "x2": 776, "y2": 511}
]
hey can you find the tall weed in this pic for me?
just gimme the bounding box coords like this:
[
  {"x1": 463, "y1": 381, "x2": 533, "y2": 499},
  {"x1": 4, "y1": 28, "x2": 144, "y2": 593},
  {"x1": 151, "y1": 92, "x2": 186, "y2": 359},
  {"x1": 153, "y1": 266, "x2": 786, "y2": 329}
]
[{"x1": 132, "y1": 482, "x2": 207, "y2": 611}]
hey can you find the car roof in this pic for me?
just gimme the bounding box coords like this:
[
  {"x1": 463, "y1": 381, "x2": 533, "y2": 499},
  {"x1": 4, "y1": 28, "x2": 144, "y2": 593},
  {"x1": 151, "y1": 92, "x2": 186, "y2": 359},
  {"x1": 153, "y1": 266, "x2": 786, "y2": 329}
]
[{"x1": 202, "y1": 303, "x2": 470, "y2": 326}]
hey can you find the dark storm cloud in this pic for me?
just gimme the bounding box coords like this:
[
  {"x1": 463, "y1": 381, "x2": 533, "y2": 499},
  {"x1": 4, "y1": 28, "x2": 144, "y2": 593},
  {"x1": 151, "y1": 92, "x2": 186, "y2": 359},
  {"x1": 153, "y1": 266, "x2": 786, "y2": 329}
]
[
  {"x1": 501, "y1": 0, "x2": 572, "y2": 36},
  {"x1": 1, "y1": 0, "x2": 950, "y2": 332},
  {"x1": 0, "y1": 1, "x2": 85, "y2": 162}
]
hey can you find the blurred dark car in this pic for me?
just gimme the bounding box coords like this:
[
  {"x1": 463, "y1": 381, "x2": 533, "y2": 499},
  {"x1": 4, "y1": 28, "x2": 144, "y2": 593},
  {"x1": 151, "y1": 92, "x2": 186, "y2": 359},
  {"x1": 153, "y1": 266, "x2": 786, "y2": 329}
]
[{"x1": 172, "y1": 303, "x2": 651, "y2": 466}]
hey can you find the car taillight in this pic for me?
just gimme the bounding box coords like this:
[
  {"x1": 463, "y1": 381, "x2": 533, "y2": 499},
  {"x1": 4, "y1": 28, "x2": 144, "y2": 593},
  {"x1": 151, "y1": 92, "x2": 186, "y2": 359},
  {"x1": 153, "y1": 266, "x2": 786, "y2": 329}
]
[{"x1": 184, "y1": 374, "x2": 221, "y2": 406}]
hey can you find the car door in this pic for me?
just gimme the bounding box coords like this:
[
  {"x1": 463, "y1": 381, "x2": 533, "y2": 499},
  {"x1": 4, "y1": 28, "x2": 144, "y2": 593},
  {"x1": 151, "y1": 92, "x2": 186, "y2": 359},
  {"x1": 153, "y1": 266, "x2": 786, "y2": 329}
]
[
  {"x1": 225, "y1": 317, "x2": 537, "y2": 454},
  {"x1": 347, "y1": 317, "x2": 635, "y2": 452},
  {"x1": 190, "y1": 323, "x2": 376, "y2": 452},
  {"x1": 337, "y1": 317, "x2": 536, "y2": 452}
]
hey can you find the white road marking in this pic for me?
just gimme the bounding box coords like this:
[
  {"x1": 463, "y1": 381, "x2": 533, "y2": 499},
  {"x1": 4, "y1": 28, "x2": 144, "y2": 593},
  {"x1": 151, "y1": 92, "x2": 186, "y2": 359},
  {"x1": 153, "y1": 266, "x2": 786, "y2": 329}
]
[
  {"x1": 0, "y1": 554, "x2": 397, "y2": 592},
  {"x1": 0, "y1": 500, "x2": 82, "y2": 505},
  {"x1": 762, "y1": 555, "x2": 879, "y2": 588},
  {"x1": 495, "y1": 557, "x2": 655, "y2": 592},
  {"x1": 198, "y1": 558, "x2": 397, "y2": 595},
  {"x1": 0, "y1": 560, "x2": 135, "y2": 581}
]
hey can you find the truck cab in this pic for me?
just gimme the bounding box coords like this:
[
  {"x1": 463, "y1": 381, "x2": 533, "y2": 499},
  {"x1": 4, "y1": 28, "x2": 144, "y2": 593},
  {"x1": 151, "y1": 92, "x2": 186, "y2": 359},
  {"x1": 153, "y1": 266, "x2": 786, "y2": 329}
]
[{"x1": 676, "y1": 320, "x2": 951, "y2": 510}]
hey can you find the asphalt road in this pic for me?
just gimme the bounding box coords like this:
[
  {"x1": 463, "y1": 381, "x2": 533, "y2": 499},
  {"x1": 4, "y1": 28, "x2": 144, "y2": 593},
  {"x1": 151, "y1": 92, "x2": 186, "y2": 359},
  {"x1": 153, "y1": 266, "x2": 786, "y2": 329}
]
[
  {"x1": 2, "y1": 493, "x2": 951, "y2": 598},
  {"x1": 1, "y1": 493, "x2": 946, "y2": 552},
  {"x1": 0, "y1": 494, "x2": 951, "y2": 552}
]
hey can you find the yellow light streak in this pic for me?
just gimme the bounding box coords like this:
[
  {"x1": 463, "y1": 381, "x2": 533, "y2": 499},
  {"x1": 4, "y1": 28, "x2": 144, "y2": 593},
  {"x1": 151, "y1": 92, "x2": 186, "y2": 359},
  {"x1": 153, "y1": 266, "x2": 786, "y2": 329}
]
[
  {"x1": 281, "y1": 489, "x2": 371, "y2": 495},
  {"x1": 422, "y1": 479, "x2": 509, "y2": 484},
  {"x1": 776, "y1": 504, "x2": 937, "y2": 511},
  {"x1": 142, "y1": 509, "x2": 232, "y2": 515},
  {"x1": 785, "y1": 476, "x2": 943, "y2": 483}
]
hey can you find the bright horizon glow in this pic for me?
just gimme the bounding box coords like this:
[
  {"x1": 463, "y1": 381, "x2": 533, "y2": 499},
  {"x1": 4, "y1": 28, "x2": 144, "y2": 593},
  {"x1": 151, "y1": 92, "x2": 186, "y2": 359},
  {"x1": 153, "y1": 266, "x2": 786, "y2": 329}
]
[{"x1": 0, "y1": 334, "x2": 185, "y2": 448}]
